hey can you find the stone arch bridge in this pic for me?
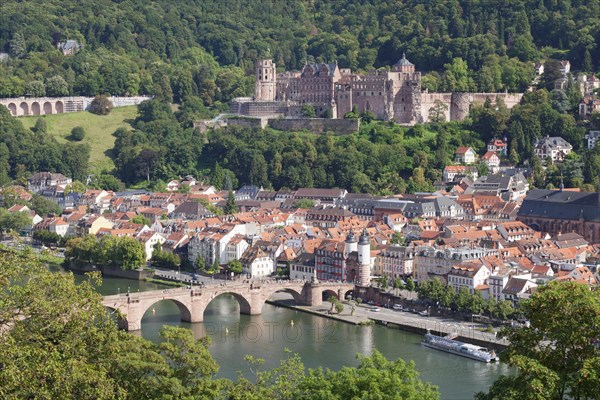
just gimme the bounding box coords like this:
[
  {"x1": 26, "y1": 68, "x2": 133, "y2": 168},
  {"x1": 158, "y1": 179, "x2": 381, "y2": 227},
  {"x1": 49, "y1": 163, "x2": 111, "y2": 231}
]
[{"x1": 102, "y1": 281, "x2": 354, "y2": 331}]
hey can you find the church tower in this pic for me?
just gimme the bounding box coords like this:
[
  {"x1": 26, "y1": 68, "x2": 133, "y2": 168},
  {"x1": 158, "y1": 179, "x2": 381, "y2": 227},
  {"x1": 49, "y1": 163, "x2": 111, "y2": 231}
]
[
  {"x1": 254, "y1": 59, "x2": 277, "y2": 101},
  {"x1": 357, "y1": 228, "x2": 371, "y2": 286}
]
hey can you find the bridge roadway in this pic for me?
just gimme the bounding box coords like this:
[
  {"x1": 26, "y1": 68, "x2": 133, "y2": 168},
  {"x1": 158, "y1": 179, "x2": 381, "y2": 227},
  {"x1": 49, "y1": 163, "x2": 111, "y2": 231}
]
[{"x1": 102, "y1": 280, "x2": 354, "y2": 331}]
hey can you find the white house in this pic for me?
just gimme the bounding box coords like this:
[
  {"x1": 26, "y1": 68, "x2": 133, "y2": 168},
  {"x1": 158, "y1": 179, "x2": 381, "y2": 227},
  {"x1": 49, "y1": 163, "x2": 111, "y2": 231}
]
[
  {"x1": 481, "y1": 151, "x2": 501, "y2": 172},
  {"x1": 454, "y1": 146, "x2": 477, "y2": 164},
  {"x1": 240, "y1": 246, "x2": 274, "y2": 277},
  {"x1": 48, "y1": 218, "x2": 69, "y2": 237},
  {"x1": 559, "y1": 60, "x2": 571, "y2": 76},
  {"x1": 443, "y1": 165, "x2": 478, "y2": 182},
  {"x1": 487, "y1": 138, "x2": 507, "y2": 157},
  {"x1": 534, "y1": 136, "x2": 572, "y2": 163},
  {"x1": 224, "y1": 234, "x2": 250, "y2": 264},
  {"x1": 136, "y1": 231, "x2": 166, "y2": 261},
  {"x1": 447, "y1": 263, "x2": 491, "y2": 296}
]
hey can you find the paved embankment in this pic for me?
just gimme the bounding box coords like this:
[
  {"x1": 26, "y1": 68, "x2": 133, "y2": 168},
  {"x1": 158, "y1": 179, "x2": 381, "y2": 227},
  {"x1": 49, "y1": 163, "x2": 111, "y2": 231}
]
[{"x1": 268, "y1": 294, "x2": 508, "y2": 350}]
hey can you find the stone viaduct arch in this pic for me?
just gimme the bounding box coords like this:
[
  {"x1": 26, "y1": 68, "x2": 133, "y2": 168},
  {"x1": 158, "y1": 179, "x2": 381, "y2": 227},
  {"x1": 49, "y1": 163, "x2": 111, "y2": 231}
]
[
  {"x1": 1, "y1": 95, "x2": 151, "y2": 117},
  {"x1": 102, "y1": 281, "x2": 354, "y2": 331}
]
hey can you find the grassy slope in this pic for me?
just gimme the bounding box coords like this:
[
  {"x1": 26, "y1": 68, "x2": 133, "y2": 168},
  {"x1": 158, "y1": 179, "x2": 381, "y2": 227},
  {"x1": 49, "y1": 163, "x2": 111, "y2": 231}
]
[{"x1": 20, "y1": 106, "x2": 138, "y2": 171}]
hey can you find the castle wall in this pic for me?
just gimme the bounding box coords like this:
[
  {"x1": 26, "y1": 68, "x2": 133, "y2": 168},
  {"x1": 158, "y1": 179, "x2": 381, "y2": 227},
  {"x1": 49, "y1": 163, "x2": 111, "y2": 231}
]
[
  {"x1": 418, "y1": 92, "x2": 523, "y2": 123},
  {"x1": 268, "y1": 118, "x2": 359, "y2": 135},
  {"x1": 419, "y1": 93, "x2": 453, "y2": 123}
]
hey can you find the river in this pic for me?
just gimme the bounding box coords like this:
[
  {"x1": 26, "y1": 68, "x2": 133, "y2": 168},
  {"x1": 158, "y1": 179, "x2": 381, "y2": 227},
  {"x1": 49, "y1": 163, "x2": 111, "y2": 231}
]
[{"x1": 75, "y1": 273, "x2": 511, "y2": 400}]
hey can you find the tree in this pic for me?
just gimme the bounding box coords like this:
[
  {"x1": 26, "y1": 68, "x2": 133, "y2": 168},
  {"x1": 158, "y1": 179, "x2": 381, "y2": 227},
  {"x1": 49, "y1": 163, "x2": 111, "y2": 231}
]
[
  {"x1": 393, "y1": 278, "x2": 404, "y2": 295},
  {"x1": 32, "y1": 230, "x2": 61, "y2": 246},
  {"x1": 360, "y1": 110, "x2": 377, "y2": 123},
  {"x1": 344, "y1": 105, "x2": 359, "y2": 119},
  {"x1": 406, "y1": 277, "x2": 415, "y2": 292},
  {"x1": 228, "y1": 259, "x2": 243, "y2": 274},
  {"x1": 0, "y1": 249, "x2": 223, "y2": 399},
  {"x1": 131, "y1": 215, "x2": 151, "y2": 226},
  {"x1": 45, "y1": 75, "x2": 70, "y2": 96},
  {"x1": 301, "y1": 104, "x2": 316, "y2": 118},
  {"x1": 335, "y1": 301, "x2": 344, "y2": 314},
  {"x1": 89, "y1": 95, "x2": 114, "y2": 115},
  {"x1": 70, "y1": 126, "x2": 86, "y2": 141},
  {"x1": 32, "y1": 118, "x2": 47, "y2": 134},
  {"x1": 477, "y1": 281, "x2": 600, "y2": 400},
  {"x1": 390, "y1": 231, "x2": 404, "y2": 245},
  {"x1": 428, "y1": 100, "x2": 448, "y2": 123},
  {"x1": 65, "y1": 180, "x2": 86, "y2": 194},
  {"x1": 541, "y1": 59, "x2": 563, "y2": 91},
  {"x1": 327, "y1": 295, "x2": 338, "y2": 312},
  {"x1": 550, "y1": 89, "x2": 570, "y2": 114},
  {"x1": 0, "y1": 208, "x2": 31, "y2": 236},
  {"x1": 380, "y1": 274, "x2": 389, "y2": 290},
  {"x1": 9, "y1": 33, "x2": 26, "y2": 58},
  {"x1": 454, "y1": 287, "x2": 472, "y2": 312},
  {"x1": 151, "y1": 243, "x2": 180, "y2": 269},
  {"x1": 476, "y1": 161, "x2": 489, "y2": 177},
  {"x1": 115, "y1": 236, "x2": 146, "y2": 270},
  {"x1": 441, "y1": 58, "x2": 475, "y2": 92},
  {"x1": 26, "y1": 80, "x2": 46, "y2": 97},
  {"x1": 195, "y1": 255, "x2": 206, "y2": 272},
  {"x1": 292, "y1": 198, "x2": 315, "y2": 209},
  {"x1": 30, "y1": 193, "x2": 61, "y2": 216},
  {"x1": 224, "y1": 189, "x2": 237, "y2": 214}
]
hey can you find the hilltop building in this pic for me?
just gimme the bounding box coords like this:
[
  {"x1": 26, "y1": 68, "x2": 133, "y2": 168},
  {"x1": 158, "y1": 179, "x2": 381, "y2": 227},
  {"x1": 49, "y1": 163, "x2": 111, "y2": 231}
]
[{"x1": 231, "y1": 55, "x2": 523, "y2": 124}]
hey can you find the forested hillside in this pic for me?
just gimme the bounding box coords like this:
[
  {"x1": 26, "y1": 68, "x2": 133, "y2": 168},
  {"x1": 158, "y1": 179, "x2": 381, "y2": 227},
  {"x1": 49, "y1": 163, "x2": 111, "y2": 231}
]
[
  {"x1": 1, "y1": 0, "x2": 599, "y2": 102},
  {"x1": 2, "y1": 0, "x2": 600, "y2": 193}
]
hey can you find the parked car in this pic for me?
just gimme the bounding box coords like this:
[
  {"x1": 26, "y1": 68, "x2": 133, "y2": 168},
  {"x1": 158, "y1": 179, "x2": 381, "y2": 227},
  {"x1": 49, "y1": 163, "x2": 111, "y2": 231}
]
[
  {"x1": 371, "y1": 307, "x2": 380, "y2": 312},
  {"x1": 393, "y1": 304, "x2": 403, "y2": 311},
  {"x1": 418, "y1": 310, "x2": 429, "y2": 317}
]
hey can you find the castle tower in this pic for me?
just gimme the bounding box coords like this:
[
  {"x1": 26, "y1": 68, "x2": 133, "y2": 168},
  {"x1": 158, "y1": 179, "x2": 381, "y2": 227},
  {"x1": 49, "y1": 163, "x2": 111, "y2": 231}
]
[
  {"x1": 357, "y1": 228, "x2": 371, "y2": 286},
  {"x1": 254, "y1": 59, "x2": 277, "y2": 101},
  {"x1": 344, "y1": 230, "x2": 357, "y2": 258},
  {"x1": 392, "y1": 53, "x2": 421, "y2": 124},
  {"x1": 392, "y1": 53, "x2": 415, "y2": 74}
]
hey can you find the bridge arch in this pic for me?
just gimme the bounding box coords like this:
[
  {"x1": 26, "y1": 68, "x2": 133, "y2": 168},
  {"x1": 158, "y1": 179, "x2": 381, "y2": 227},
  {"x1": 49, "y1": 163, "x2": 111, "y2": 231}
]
[
  {"x1": 55, "y1": 100, "x2": 64, "y2": 113},
  {"x1": 343, "y1": 289, "x2": 355, "y2": 300},
  {"x1": 263, "y1": 286, "x2": 304, "y2": 305},
  {"x1": 31, "y1": 102, "x2": 40, "y2": 115},
  {"x1": 43, "y1": 101, "x2": 53, "y2": 115},
  {"x1": 19, "y1": 102, "x2": 29, "y2": 116},
  {"x1": 322, "y1": 289, "x2": 338, "y2": 301},
  {"x1": 105, "y1": 306, "x2": 129, "y2": 330},
  {"x1": 141, "y1": 298, "x2": 193, "y2": 325},
  {"x1": 205, "y1": 291, "x2": 253, "y2": 316},
  {"x1": 7, "y1": 103, "x2": 17, "y2": 116}
]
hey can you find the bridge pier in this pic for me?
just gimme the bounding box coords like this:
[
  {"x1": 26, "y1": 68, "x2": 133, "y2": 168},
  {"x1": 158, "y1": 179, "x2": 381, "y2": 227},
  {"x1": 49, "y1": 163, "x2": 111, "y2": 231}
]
[{"x1": 306, "y1": 284, "x2": 323, "y2": 307}]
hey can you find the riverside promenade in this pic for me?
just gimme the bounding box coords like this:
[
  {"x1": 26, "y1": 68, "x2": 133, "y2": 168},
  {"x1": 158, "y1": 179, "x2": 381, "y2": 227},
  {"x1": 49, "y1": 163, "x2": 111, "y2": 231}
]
[{"x1": 268, "y1": 294, "x2": 508, "y2": 350}]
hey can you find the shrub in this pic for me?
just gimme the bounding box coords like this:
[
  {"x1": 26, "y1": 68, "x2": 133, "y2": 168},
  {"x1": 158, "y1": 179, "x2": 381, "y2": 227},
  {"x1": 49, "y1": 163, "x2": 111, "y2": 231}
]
[
  {"x1": 89, "y1": 95, "x2": 113, "y2": 115},
  {"x1": 70, "y1": 126, "x2": 85, "y2": 141}
]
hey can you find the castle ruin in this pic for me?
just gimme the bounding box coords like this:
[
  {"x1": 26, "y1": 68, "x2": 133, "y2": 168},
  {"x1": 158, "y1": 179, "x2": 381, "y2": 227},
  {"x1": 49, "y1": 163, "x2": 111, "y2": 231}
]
[{"x1": 231, "y1": 55, "x2": 523, "y2": 124}]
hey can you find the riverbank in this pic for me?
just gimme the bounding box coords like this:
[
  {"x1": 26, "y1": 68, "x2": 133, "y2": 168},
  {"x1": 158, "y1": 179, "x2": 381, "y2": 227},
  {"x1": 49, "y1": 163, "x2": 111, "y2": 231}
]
[{"x1": 268, "y1": 295, "x2": 508, "y2": 351}]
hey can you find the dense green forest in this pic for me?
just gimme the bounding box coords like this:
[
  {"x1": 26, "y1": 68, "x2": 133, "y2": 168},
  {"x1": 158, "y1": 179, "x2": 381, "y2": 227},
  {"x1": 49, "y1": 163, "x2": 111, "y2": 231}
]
[
  {"x1": 2, "y1": 0, "x2": 600, "y2": 193},
  {"x1": 1, "y1": 0, "x2": 599, "y2": 102}
]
